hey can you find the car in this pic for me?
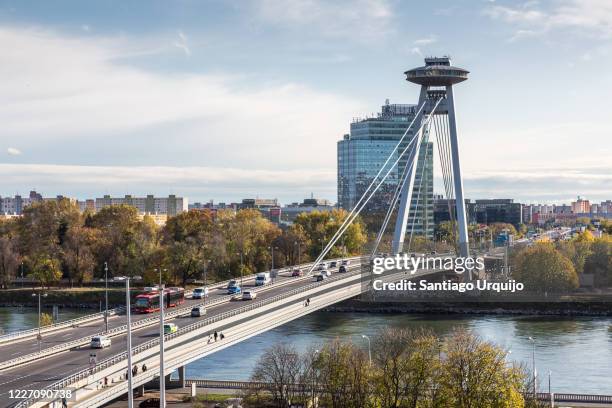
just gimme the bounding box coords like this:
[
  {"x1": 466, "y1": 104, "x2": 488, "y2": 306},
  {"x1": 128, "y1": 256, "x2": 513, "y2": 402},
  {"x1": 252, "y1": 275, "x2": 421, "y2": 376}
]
[
  {"x1": 191, "y1": 306, "x2": 206, "y2": 317},
  {"x1": 163, "y1": 323, "x2": 178, "y2": 334},
  {"x1": 90, "y1": 335, "x2": 111, "y2": 349},
  {"x1": 227, "y1": 280, "x2": 238, "y2": 289},
  {"x1": 291, "y1": 268, "x2": 303, "y2": 277},
  {"x1": 227, "y1": 285, "x2": 241, "y2": 295},
  {"x1": 230, "y1": 294, "x2": 242, "y2": 301},
  {"x1": 139, "y1": 398, "x2": 161, "y2": 408},
  {"x1": 242, "y1": 291, "x2": 257, "y2": 300},
  {"x1": 341, "y1": 259, "x2": 350, "y2": 266},
  {"x1": 315, "y1": 274, "x2": 326, "y2": 282},
  {"x1": 338, "y1": 265, "x2": 347, "y2": 273},
  {"x1": 192, "y1": 287, "x2": 209, "y2": 299},
  {"x1": 316, "y1": 263, "x2": 328, "y2": 271},
  {"x1": 329, "y1": 261, "x2": 337, "y2": 268}
]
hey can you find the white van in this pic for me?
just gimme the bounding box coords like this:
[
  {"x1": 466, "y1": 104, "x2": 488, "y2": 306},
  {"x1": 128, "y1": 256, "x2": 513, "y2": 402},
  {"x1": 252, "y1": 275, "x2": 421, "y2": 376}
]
[{"x1": 90, "y1": 335, "x2": 111, "y2": 349}]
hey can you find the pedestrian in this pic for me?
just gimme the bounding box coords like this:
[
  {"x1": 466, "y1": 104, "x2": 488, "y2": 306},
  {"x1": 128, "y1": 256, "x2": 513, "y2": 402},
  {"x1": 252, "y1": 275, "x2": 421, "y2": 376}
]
[
  {"x1": 214, "y1": 331, "x2": 218, "y2": 341},
  {"x1": 307, "y1": 298, "x2": 310, "y2": 306},
  {"x1": 220, "y1": 333, "x2": 225, "y2": 340}
]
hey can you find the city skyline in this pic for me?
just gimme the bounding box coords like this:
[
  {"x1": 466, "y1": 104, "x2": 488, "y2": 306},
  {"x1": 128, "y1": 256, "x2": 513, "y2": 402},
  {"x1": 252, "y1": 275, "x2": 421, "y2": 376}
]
[{"x1": 1, "y1": 0, "x2": 611, "y2": 203}]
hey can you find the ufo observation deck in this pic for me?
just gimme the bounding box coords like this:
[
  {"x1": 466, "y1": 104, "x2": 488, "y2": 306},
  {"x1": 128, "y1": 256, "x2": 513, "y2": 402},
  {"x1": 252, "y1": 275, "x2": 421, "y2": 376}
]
[{"x1": 405, "y1": 56, "x2": 469, "y2": 86}]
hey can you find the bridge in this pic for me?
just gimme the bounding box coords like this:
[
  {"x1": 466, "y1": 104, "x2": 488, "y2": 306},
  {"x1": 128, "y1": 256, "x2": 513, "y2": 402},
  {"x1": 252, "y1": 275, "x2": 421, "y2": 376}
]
[{"x1": 0, "y1": 257, "x2": 458, "y2": 408}]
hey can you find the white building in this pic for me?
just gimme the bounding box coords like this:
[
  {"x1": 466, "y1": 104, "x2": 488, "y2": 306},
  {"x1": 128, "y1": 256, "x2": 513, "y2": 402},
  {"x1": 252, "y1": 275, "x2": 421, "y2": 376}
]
[{"x1": 95, "y1": 194, "x2": 188, "y2": 216}]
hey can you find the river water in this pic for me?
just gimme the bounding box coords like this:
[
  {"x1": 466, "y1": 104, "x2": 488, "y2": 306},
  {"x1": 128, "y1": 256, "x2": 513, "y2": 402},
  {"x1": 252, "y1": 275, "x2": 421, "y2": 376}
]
[
  {"x1": 1, "y1": 308, "x2": 610, "y2": 394},
  {"x1": 185, "y1": 312, "x2": 612, "y2": 394}
]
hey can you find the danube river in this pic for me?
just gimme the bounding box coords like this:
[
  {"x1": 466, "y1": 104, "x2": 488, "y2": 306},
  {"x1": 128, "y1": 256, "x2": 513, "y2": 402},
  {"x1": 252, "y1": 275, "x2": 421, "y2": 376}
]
[
  {"x1": 185, "y1": 312, "x2": 612, "y2": 394},
  {"x1": 0, "y1": 308, "x2": 610, "y2": 394}
]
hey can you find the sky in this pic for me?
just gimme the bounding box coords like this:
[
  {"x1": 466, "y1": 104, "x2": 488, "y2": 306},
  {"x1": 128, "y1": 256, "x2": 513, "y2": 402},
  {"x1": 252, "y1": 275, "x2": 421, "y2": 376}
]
[{"x1": 0, "y1": 0, "x2": 610, "y2": 205}]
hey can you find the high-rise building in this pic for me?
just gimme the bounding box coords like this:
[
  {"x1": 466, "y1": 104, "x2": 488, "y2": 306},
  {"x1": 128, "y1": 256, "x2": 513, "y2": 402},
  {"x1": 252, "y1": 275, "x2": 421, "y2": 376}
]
[
  {"x1": 337, "y1": 100, "x2": 434, "y2": 238},
  {"x1": 571, "y1": 196, "x2": 591, "y2": 214}
]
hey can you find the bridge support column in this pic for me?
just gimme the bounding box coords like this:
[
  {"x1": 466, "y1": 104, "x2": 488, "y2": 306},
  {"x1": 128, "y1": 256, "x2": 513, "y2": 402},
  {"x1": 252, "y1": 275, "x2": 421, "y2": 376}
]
[
  {"x1": 178, "y1": 365, "x2": 186, "y2": 388},
  {"x1": 135, "y1": 384, "x2": 145, "y2": 398}
]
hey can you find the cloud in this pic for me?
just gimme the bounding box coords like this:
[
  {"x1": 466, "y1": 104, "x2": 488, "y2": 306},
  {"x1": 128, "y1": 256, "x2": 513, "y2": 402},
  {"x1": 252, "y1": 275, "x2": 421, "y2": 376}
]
[
  {"x1": 0, "y1": 26, "x2": 366, "y2": 199},
  {"x1": 0, "y1": 163, "x2": 336, "y2": 202},
  {"x1": 7, "y1": 147, "x2": 21, "y2": 156},
  {"x1": 252, "y1": 0, "x2": 393, "y2": 41},
  {"x1": 410, "y1": 47, "x2": 422, "y2": 56},
  {"x1": 174, "y1": 30, "x2": 191, "y2": 56},
  {"x1": 413, "y1": 35, "x2": 437, "y2": 46},
  {"x1": 484, "y1": 0, "x2": 612, "y2": 40}
]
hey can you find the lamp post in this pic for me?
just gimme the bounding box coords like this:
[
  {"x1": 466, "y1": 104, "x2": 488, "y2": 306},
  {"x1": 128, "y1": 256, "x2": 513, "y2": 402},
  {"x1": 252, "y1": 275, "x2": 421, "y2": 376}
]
[
  {"x1": 294, "y1": 241, "x2": 301, "y2": 265},
  {"x1": 104, "y1": 261, "x2": 109, "y2": 333},
  {"x1": 311, "y1": 349, "x2": 319, "y2": 405},
  {"x1": 361, "y1": 334, "x2": 372, "y2": 365},
  {"x1": 528, "y1": 337, "x2": 537, "y2": 396},
  {"x1": 159, "y1": 282, "x2": 166, "y2": 408},
  {"x1": 20, "y1": 262, "x2": 24, "y2": 288},
  {"x1": 239, "y1": 251, "x2": 244, "y2": 287},
  {"x1": 32, "y1": 292, "x2": 48, "y2": 353},
  {"x1": 125, "y1": 277, "x2": 134, "y2": 408}
]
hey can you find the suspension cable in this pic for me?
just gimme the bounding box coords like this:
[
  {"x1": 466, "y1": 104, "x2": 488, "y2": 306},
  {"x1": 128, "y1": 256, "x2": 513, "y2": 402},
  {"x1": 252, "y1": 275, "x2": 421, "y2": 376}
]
[
  {"x1": 315, "y1": 102, "x2": 426, "y2": 265},
  {"x1": 307, "y1": 98, "x2": 443, "y2": 273}
]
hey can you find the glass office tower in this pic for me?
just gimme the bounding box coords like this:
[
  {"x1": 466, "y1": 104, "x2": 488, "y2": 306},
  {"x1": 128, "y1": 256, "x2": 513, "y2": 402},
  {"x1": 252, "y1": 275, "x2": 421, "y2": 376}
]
[{"x1": 337, "y1": 100, "x2": 434, "y2": 238}]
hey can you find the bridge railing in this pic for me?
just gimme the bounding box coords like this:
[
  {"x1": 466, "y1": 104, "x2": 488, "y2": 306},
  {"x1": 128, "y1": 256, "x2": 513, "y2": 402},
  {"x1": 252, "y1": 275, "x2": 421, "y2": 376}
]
[
  {"x1": 186, "y1": 380, "x2": 612, "y2": 403},
  {"x1": 0, "y1": 257, "x2": 361, "y2": 371},
  {"x1": 14, "y1": 258, "x2": 367, "y2": 408},
  {"x1": 0, "y1": 306, "x2": 126, "y2": 345},
  {"x1": 0, "y1": 258, "x2": 330, "y2": 347}
]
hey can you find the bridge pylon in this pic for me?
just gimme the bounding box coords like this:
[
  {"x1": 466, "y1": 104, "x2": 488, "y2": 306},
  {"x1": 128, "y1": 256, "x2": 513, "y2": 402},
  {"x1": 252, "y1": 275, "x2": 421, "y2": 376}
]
[{"x1": 392, "y1": 56, "x2": 470, "y2": 259}]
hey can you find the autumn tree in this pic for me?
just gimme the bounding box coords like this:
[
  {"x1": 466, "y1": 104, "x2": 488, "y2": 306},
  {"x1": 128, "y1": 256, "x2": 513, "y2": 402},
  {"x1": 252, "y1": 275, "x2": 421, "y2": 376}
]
[
  {"x1": 371, "y1": 327, "x2": 440, "y2": 407},
  {"x1": 294, "y1": 209, "x2": 367, "y2": 260},
  {"x1": 513, "y1": 243, "x2": 579, "y2": 293},
  {"x1": 0, "y1": 236, "x2": 20, "y2": 288},
  {"x1": 86, "y1": 205, "x2": 157, "y2": 279},
  {"x1": 251, "y1": 342, "x2": 302, "y2": 407},
  {"x1": 439, "y1": 328, "x2": 526, "y2": 407},
  {"x1": 62, "y1": 225, "x2": 98, "y2": 286},
  {"x1": 584, "y1": 236, "x2": 612, "y2": 287}
]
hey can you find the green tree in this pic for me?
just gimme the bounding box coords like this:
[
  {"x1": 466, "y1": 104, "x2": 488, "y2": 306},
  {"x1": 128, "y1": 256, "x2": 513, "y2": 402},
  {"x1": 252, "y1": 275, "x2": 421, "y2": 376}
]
[
  {"x1": 513, "y1": 243, "x2": 579, "y2": 293},
  {"x1": 584, "y1": 236, "x2": 612, "y2": 287}
]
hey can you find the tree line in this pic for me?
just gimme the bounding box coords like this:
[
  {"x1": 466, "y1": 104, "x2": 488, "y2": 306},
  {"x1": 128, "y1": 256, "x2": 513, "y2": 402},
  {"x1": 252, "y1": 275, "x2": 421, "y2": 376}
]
[
  {"x1": 0, "y1": 200, "x2": 367, "y2": 288},
  {"x1": 249, "y1": 327, "x2": 540, "y2": 408},
  {"x1": 511, "y1": 231, "x2": 612, "y2": 292}
]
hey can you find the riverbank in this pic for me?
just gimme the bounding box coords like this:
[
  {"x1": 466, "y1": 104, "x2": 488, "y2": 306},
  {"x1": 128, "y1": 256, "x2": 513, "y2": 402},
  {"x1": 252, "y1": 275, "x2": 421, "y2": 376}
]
[{"x1": 324, "y1": 298, "x2": 612, "y2": 316}]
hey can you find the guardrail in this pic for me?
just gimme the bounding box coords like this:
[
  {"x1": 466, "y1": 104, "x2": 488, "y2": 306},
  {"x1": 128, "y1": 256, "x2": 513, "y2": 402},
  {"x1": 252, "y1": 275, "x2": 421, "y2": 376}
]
[
  {"x1": 184, "y1": 380, "x2": 612, "y2": 404},
  {"x1": 0, "y1": 307, "x2": 126, "y2": 346},
  {"x1": 0, "y1": 259, "x2": 330, "y2": 347},
  {"x1": 0, "y1": 258, "x2": 359, "y2": 371},
  {"x1": 14, "y1": 258, "x2": 367, "y2": 408}
]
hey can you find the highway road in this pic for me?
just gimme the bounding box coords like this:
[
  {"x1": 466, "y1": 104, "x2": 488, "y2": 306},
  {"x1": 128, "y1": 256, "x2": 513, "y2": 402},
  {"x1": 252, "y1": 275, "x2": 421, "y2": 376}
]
[
  {"x1": 0, "y1": 262, "x2": 362, "y2": 407},
  {"x1": 0, "y1": 274, "x2": 263, "y2": 363}
]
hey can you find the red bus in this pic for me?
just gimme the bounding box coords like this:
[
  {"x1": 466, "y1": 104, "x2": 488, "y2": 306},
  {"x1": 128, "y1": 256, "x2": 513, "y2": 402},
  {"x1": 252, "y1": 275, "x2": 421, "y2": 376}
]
[{"x1": 134, "y1": 287, "x2": 185, "y2": 313}]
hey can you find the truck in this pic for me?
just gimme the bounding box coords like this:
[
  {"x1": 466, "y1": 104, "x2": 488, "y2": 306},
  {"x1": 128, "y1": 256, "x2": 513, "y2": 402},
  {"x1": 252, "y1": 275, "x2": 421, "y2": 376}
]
[{"x1": 255, "y1": 272, "x2": 271, "y2": 286}]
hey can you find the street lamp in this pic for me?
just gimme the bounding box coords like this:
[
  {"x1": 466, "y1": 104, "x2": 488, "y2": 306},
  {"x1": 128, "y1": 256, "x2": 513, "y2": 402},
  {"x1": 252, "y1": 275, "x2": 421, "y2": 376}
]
[
  {"x1": 528, "y1": 337, "x2": 537, "y2": 396},
  {"x1": 294, "y1": 241, "x2": 301, "y2": 265},
  {"x1": 125, "y1": 277, "x2": 134, "y2": 408},
  {"x1": 361, "y1": 334, "x2": 372, "y2": 365},
  {"x1": 311, "y1": 349, "x2": 319, "y2": 404},
  {"x1": 238, "y1": 251, "x2": 244, "y2": 287},
  {"x1": 159, "y1": 282, "x2": 166, "y2": 408},
  {"x1": 104, "y1": 261, "x2": 109, "y2": 333},
  {"x1": 32, "y1": 292, "x2": 48, "y2": 353}
]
